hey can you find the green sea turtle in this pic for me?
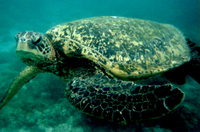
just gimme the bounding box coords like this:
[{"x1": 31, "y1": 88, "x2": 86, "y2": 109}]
[{"x1": 0, "y1": 16, "x2": 199, "y2": 125}]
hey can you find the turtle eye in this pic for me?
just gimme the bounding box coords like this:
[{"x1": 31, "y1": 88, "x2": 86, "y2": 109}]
[{"x1": 32, "y1": 36, "x2": 41, "y2": 45}]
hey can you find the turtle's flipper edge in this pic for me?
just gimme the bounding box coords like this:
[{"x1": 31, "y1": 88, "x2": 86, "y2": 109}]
[
  {"x1": 0, "y1": 66, "x2": 42, "y2": 109},
  {"x1": 66, "y1": 74, "x2": 184, "y2": 125}
]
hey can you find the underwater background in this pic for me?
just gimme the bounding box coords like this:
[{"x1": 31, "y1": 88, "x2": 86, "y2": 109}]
[{"x1": 0, "y1": 0, "x2": 199, "y2": 132}]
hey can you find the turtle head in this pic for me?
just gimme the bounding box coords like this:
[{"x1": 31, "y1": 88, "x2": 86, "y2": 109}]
[{"x1": 15, "y1": 31, "x2": 55, "y2": 65}]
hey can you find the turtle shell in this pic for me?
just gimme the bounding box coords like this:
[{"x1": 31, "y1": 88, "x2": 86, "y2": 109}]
[{"x1": 45, "y1": 16, "x2": 191, "y2": 80}]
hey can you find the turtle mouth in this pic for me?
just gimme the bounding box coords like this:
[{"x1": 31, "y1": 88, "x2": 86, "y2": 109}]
[
  {"x1": 15, "y1": 31, "x2": 42, "y2": 52},
  {"x1": 16, "y1": 40, "x2": 39, "y2": 53},
  {"x1": 16, "y1": 40, "x2": 43, "y2": 61},
  {"x1": 16, "y1": 49, "x2": 42, "y2": 60},
  {"x1": 15, "y1": 31, "x2": 52, "y2": 64}
]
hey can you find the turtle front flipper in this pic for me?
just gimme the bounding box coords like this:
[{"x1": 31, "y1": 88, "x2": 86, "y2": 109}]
[
  {"x1": 0, "y1": 66, "x2": 42, "y2": 109},
  {"x1": 66, "y1": 74, "x2": 184, "y2": 125}
]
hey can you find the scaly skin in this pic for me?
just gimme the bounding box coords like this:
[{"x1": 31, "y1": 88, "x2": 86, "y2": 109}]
[{"x1": 66, "y1": 73, "x2": 185, "y2": 125}]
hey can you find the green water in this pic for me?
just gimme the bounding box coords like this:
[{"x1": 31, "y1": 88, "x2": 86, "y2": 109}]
[{"x1": 0, "y1": 0, "x2": 199, "y2": 131}]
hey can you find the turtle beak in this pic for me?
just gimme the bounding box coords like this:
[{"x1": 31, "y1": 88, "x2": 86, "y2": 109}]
[
  {"x1": 16, "y1": 40, "x2": 32, "y2": 51},
  {"x1": 16, "y1": 32, "x2": 35, "y2": 50},
  {"x1": 16, "y1": 39, "x2": 39, "y2": 59},
  {"x1": 15, "y1": 32, "x2": 39, "y2": 55},
  {"x1": 15, "y1": 31, "x2": 53, "y2": 62}
]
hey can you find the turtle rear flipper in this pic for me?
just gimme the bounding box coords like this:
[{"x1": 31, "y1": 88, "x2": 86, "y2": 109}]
[
  {"x1": 186, "y1": 38, "x2": 200, "y2": 84},
  {"x1": 66, "y1": 73, "x2": 184, "y2": 125},
  {"x1": 164, "y1": 39, "x2": 200, "y2": 85}
]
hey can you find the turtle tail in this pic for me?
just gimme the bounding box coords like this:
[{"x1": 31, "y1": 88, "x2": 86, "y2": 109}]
[
  {"x1": 0, "y1": 66, "x2": 42, "y2": 109},
  {"x1": 185, "y1": 38, "x2": 200, "y2": 84},
  {"x1": 66, "y1": 73, "x2": 184, "y2": 125}
]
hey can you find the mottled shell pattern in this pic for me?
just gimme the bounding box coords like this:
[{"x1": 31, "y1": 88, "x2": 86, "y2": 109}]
[{"x1": 45, "y1": 16, "x2": 190, "y2": 80}]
